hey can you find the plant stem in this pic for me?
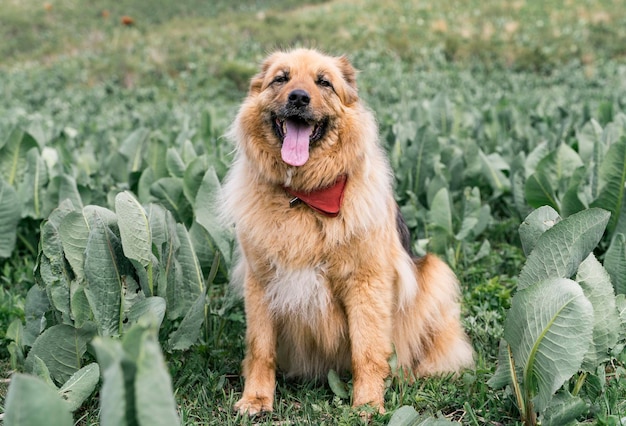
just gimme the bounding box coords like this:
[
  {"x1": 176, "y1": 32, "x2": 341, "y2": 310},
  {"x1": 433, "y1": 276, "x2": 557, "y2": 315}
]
[{"x1": 572, "y1": 372, "x2": 587, "y2": 397}]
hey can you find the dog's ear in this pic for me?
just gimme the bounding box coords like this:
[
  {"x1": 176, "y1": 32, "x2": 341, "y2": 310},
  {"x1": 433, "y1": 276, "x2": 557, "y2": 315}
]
[
  {"x1": 335, "y1": 55, "x2": 359, "y2": 106},
  {"x1": 249, "y1": 53, "x2": 278, "y2": 95}
]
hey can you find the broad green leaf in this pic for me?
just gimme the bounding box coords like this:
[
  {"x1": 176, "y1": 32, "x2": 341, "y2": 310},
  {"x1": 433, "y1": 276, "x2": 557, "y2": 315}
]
[
  {"x1": 26, "y1": 324, "x2": 96, "y2": 384},
  {"x1": 92, "y1": 337, "x2": 131, "y2": 426},
  {"x1": 183, "y1": 156, "x2": 209, "y2": 204},
  {"x1": 560, "y1": 166, "x2": 588, "y2": 218},
  {"x1": 591, "y1": 136, "x2": 626, "y2": 236},
  {"x1": 576, "y1": 119, "x2": 603, "y2": 163},
  {"x1": 0, "y1": 128, "x2": 38, "y2": 186},
  {"x1": 488, "y1": 339, "x2": 516, "y2": 389},
  {"x1": 538, "y1": 144, "x2": 584, "y2": 193},
  {"x1": 0, "y1": 178, "x2": 21, "y2": 258},
  {"x1": 576, "y1": 255, "x2": 620, "y2": 370},
  {"x1": 168, "y1": 290, "x2": 206, "y2": 351},
  {"x1": 30, "y1": 355, "x2": 55, "y2": 388},
  {"x1": 428, "y1": 93, "x2": 454, "y2": 134},
  {"x1": 327, "y1": 369, "x2": 349, "y2": 399},
  {"x1": 128, "y1": 297, "x2": 166, "y2": 329},
  {"x1": 168, "y1": 224, "x2": 204, "y2": 319},
  {"x1": 119, "y1": 128, "x2": 150, "y2": 173},
  {"x1": 455, "y1": 187, "x2": 491, "y2": 240},
  {"x1": 540, "y1": 391, "x2": 588, "y2": 426},
  {"x1": 147, "y1": 137, "x2": 168, "y2": 179},
  {"x1": 525, "y1": 170, "x2": 559, "y2": 211},
  {"x1": 23, "y1": 285, "x2": 50, "y2": 347},
  {"x1": 387, "y1": 406, "x2": 457, "y2": 426},
  {"x1": 4, "y1": 374, "x2": 73, "y2": 426},
  {"x1": 195, "y1": 167, "x2": 233, "y2": 264},
  {"x1": 135, "y1": 327, "x2": 181, "y2": 426},
  {"x1": 518, "y1": 206, "x2": 561, "y2": 256},
  {"x1": 150, "y1": 177, "x2": 193, "y2": 225},
  {"x1": 505, "y1": 278, "x2": 593, "y2": 412},
  {"x1": 605, "y1": 233, "x2": 626, "y2": 295},
  {"x1": 44, "y1": 174, "x2": 83, "y2": 210},
  {"x1": 58, "y1": 210, "x2": 90, "y2": 281},
  {"x1": 428, "y1": 187, "x2": 452, "y2": 235},
  {"x1": 517, "y1": 208, "x2": 610, "y2": 290},
  {"x1": 524, "y1": 141, "x2": 550, "y2": 178},
  {"x1": 84, "y1": 214, "x2": 125, "y2": 337},
  {"x1": 166, "y1": 148, "x2": 186, "y2": 178},
  {"x1": 58, "y1": 363, "x2": 100, "y2": 412},
  {"x1": 479, "y1": 149, "x2": 510, "y2": 195},
  {"x1": 70, "y1": 282, "x2": 91, "y2": 329},
  {"x1": 406, "y1": 126, "x2": 439, "y2": 198},
  {"x1": 18, "y1": 148, "x2": 48, "y2": 219},
  {"x1": 115, "y1": 191, "x2": 152, "y2": 268}
]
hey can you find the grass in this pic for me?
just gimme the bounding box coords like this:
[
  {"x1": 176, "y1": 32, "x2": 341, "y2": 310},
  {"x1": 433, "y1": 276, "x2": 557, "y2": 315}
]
[{"x1": 1, "y1": 0, "x2": 626, "y2": 424}]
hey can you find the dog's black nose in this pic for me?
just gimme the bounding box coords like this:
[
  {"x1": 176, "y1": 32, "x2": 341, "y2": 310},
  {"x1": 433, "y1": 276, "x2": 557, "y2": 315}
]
[{"x1": 287, "y1": 89, "x2": 311, "y2": 108}]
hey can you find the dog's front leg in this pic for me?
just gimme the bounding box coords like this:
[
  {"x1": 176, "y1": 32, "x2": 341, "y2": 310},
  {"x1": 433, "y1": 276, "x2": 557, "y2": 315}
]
[
  {"x1": 234, "y1": 273, "x2": 277, "y2": 415},
  {"x1": 345, "y1": 281, "x2": 393, "y2": 412}
]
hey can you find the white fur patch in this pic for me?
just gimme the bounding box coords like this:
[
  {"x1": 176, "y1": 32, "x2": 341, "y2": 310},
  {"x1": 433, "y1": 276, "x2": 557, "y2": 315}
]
[
  {"x1": 264, "y1": 265, "x2": 330, "y2": 322},
  {"x1": 396, "y1": 253, "x2": 418, "y2": 310}
]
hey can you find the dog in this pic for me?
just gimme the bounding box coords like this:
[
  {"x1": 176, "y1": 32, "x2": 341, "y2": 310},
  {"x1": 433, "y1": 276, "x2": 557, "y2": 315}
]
[{"x1": 221, "y1": 48, "x2": 474, "y2": 415}]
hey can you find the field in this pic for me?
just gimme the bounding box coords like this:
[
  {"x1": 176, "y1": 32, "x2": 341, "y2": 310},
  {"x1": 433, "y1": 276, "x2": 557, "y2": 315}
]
[{"x1": 1, "y1": 0, "x2": 626, "y2": 425}]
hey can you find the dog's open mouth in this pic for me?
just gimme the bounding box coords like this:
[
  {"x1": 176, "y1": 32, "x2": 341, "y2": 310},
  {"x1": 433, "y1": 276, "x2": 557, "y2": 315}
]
[{"x1": 272, "y1": 115, "x2": 328, "y2": 166}]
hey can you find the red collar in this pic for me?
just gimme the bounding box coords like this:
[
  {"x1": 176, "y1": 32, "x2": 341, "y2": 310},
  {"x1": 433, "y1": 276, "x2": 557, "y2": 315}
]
[{"x1": 283, "y1": 175, "x2": 348, "y2": 217}]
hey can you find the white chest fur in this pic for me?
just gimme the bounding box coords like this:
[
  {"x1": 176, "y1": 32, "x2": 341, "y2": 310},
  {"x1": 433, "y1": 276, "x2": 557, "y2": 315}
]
[{"x1": 264, "y1": 265, "x2": 330, "y2": 323}]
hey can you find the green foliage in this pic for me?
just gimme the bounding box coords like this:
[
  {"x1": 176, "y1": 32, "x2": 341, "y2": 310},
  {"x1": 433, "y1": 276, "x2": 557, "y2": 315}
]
[
  {"x1": 93, "y1": 321, "x2": 181, "y2": 426},
  {"x1": 490, "y1": 207, "x2": 626, "y2": 425}
]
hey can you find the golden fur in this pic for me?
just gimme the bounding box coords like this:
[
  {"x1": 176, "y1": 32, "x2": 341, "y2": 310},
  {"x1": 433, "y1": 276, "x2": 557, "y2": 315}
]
[{"x1": 221, "y1": 48, "x2": 473, "y2": 414}]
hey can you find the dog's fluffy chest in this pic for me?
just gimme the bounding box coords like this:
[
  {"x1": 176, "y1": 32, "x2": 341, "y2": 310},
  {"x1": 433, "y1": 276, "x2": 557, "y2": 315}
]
[{"x1": 264, "y1": 265, "x2": 331, "y2": 322}]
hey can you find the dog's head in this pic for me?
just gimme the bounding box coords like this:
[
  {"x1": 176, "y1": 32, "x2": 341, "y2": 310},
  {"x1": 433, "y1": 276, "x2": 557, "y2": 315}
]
[{"x1": 242, "y1": 49, "x2": 359, "y2": 168}]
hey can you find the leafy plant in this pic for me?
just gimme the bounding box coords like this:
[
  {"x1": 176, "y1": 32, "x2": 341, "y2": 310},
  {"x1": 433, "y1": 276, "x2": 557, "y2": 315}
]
[{"x1": 489, "y1": 206, "x2": 626, "y2": 425}]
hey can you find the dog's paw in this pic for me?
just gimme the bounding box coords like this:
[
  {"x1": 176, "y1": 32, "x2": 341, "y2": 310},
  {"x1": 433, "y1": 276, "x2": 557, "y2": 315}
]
[{"x1": 234, "y1": 395, "x2": 273, "y2": 415}]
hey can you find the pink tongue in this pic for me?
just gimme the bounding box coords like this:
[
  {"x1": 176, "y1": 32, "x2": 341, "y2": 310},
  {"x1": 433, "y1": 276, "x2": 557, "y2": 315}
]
[{"x1": 281, "y1": 120, "x2": 312, "y2": 166}]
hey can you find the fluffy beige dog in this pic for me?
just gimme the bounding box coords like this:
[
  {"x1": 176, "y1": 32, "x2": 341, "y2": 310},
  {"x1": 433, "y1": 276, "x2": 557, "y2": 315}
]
[{"x1": 221, "y1": 48, "x2": 473, "y2": 414}]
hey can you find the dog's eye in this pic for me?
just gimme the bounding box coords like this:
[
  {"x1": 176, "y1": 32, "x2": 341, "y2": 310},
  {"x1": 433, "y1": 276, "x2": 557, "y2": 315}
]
[
  {"x1": 272, "y1": 74, "x2": 289, "y2": 85},
  {"x1": 317, "y1": 78, "x2": 333, "y2": 88}
]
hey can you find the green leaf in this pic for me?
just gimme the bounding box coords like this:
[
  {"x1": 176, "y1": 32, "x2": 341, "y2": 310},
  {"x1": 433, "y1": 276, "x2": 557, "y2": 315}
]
[
  {"x1": 387, "y1": 405, "x2": 420, "y2": 426},
  {"x1": 517, "y1": 208, "x2": 610, "y2": 290},
  {"x1": 92, "y1": 337, "x2": 131, "y2": 426},
  {"x1": 479, "y1": 149, "x2": 511, "y2": 196},
  {"x1": 58, "y1": 210, "x2": 90, "y2": 281},
  {"x1": 488, "y1": 339, "x2": 517, "y2": 389},
  {"x1": 518, "y1": 206, "x2": 561, "y2": 256},
  {"x1": 605, "y1": 233, "x2": 626, "y2": 295},
  {"x1": 115, "y1": 191, "x2": 152, "y2": 268},
  {"x1": 327, "y1": 369, "x2": 349, "y2": 399},
  {"x1": 194, "y1": 167, "x2": 233, "y2": 265},
  {"x1": 4, "y1": 373, "x2": 73, "y2": 426},
  {"x1": 26, "y1": 324, "x2": 96, "y2": 384},
  {"x1": 134, "y1": 327, "x2": 181, "y2": 426},
  {"x1": 505, "y1": 278, "x2": 593, "y2": 412},
  {"x1": 0, "y1": 178, "x2": 21, "y2": 258},
  {"x1": 166, "y1": 148, "x2": 186, "y2": 178},
  {"x1": 591, "y1": 136, "x2": 626, "y2": 237},
  {"x1": 576, "y1": 255, "x2": 620, "y2": 370},
  {"x1": 84, "y1": 213, "x2": 125, "y2": 337},
  {"x1": 167, "y1": 224, "x2": 204, "y2": 319},
  {"x1": 58, "y1": 363, "x2": 100, "y2": 412},
  {"x1": 119, "y1": 128, "x2": 151, "y2": 173},
  {"x1": 0, "y1": 128, "x2": 38, "y2": 186},
  {"x1": 167, "y1": 290, "x2": 206, "y2": 351},
  {"x1": 18, "y1": 148, "x2": 48, "y2": 219},
  {"x1": 428, "y1": 187, "x2": 453, "y2": 235},
  {"x1": 128, "y1": 297, "x2": 166, "y2": 329},
  {"x1": 23, "y1": 285, "x2": 50, "y2": 347},
  {"x1": 540, "y1": 391, "x2": 588, "y2": 426},
  {"x1": 150, "y1": 177, "x2": 193, "y2": 225},
  {"x1": 525, "y1": 170, "x2": 559, "y2": 211}
]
